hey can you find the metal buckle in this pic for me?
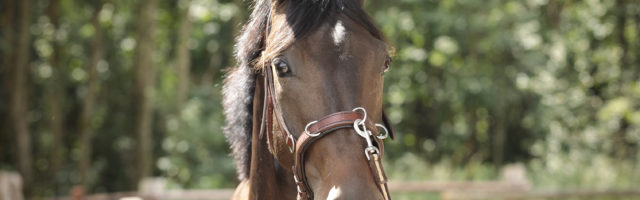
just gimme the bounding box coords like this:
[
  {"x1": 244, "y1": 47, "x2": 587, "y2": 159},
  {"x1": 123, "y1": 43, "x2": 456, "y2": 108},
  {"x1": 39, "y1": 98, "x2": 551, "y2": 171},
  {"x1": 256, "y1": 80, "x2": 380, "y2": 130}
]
[
  {"x1": 293, "y1": 172, "x2": 301, "y2": 183},
  {"x1": 293, "y1": 173, "x2": 304, "y2": 193},
  {"x1": 296, "y1": 184, "x2": 304, "y2": 194},
  {"x1": 364, "y1": 146, "x2": 380, "y2": 160},
  {"x1": 287, "y1": 134, "x2": 296, "y2": 153}
]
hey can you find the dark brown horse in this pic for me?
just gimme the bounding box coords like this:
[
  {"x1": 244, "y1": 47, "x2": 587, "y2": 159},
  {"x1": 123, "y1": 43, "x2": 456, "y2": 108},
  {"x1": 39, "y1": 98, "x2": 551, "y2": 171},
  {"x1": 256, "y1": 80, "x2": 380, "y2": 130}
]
[{"x1": 222, "y1": 0, "x2": 395, "y2": 199}]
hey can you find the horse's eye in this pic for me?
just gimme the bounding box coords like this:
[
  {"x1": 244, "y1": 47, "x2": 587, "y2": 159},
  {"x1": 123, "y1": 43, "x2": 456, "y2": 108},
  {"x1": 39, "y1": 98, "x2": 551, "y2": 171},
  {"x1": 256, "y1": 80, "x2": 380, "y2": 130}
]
[
  {"x1": 272, "y1": 58, "x2": 290, "y2": 76},
  {"x1": 383, "y1": 57, "x2": 392, "y2": 73}
]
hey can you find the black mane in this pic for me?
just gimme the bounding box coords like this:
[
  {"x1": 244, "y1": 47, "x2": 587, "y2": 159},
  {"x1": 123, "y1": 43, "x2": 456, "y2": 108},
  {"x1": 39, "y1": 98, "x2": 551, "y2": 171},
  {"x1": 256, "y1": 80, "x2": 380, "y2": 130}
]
[{"x1": 222, "y1": 0, "x2": 384, "y2": 180}]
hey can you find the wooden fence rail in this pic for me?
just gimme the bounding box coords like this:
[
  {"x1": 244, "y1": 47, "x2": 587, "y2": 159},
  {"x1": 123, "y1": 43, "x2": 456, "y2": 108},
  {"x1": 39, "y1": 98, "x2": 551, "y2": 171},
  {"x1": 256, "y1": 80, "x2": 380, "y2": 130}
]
[
  {"x1": 441, "y1": 188, "x2": 640, "y2": 200},
  {"x1": 7, "y1": 165, "x2": 640, "y2": 200},
  {"x1": 44, "y1": 183, "x2": 640, "y2": 200},
  {"x1": 0, "y1": 171, "x2": 24, "y2": 200}
]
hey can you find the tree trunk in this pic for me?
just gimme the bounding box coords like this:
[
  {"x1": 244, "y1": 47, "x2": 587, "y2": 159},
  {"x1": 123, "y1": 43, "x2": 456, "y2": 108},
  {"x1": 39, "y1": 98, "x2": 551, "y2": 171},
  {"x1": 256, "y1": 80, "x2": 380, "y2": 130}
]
[
  {"x1": 616, "y1": 0, "x2": 629, "y2": 81},
  {"x1": 10, "y1": 0, "x2": 33, "y2": 189},
  {"x1": 133, "y1": 0, "x2": 158, "y2": 187},
  {"x1": 636, "y1": 4, "x2": 640, "y2": 80},
  {"x1": 614, "y1": 0, "x2": 631, "y2": 159},
  {"x1": 78, "y1": 1, "x2": 103, "y2": 188},
  {"x1": 175, "y1": 1, "x2": 192, "y2": 109},
  {"x1": 45, "y1": 0, "x2": 65, "y2": 181},
  {"x1": 492, "y1": 110, "x2": 505, "y2": 167},
  {"x1": 0, "y1": 0, "x2": 17, "y2": 174}
]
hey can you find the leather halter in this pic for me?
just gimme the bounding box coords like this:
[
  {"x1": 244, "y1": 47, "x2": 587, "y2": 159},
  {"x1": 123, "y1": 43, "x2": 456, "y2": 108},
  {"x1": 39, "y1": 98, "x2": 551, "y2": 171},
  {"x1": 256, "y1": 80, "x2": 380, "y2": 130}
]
[{"x1": 259, "y1": 63, "x2": 394, "y2": 200}]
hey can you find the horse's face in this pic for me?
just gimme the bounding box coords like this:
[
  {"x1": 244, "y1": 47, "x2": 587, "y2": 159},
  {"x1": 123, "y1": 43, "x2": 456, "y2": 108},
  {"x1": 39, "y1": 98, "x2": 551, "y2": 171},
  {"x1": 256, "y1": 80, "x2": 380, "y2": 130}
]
[{"x1": 266, "y1": 11, "x2": 390, "y2": 199}]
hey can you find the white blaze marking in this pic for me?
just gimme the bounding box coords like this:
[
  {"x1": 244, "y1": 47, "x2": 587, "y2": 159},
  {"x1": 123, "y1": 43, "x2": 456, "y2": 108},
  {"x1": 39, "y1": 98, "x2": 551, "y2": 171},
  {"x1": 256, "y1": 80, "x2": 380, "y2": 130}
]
[
  {"x1": 327, "y1": 186, "x2": 342, "y2": 200},
  {"x1": 332, "y1": 21, "x2": 346, "y2": 46},
  {"x1": 332, "y1": 20, "x2": 350, "y2": 60}
]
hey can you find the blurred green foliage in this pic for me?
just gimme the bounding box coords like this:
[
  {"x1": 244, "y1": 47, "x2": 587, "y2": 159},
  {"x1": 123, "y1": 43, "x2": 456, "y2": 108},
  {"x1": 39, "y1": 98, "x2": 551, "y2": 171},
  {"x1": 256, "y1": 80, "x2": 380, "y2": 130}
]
[
  {"x1": 373, "y1": 0, "x2": 640, "y2": 189},
  {"x1": 0, "y1": 0, "x2": 639, "y2": 198}
]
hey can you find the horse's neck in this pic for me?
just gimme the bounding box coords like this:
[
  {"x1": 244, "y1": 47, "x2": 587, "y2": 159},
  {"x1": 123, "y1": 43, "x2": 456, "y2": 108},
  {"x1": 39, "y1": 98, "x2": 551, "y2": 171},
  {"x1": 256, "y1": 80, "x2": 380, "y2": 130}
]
[{"x1": 246, "y1": 77, "x2": 296, "y2": 199}]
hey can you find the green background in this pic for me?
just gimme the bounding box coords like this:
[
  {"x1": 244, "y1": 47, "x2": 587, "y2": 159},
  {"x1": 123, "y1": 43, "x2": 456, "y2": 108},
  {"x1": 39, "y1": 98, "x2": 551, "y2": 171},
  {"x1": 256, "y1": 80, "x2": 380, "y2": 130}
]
[{"x1": 1, "y1": 0, "x2": 639, "y2": 198}]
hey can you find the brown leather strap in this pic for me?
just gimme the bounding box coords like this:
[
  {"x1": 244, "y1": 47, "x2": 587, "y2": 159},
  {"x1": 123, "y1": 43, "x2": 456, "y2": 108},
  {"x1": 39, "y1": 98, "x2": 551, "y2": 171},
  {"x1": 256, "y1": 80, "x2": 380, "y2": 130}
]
[
  {"x1": 263, "y1": 64, "x2": 297, "y2": 152},
  {"x1": 265, "y1": 62, "x2": 294, "y2": 141},
  {"x1": 368, "y1": 153, "x2": 391, "y2": 200}
]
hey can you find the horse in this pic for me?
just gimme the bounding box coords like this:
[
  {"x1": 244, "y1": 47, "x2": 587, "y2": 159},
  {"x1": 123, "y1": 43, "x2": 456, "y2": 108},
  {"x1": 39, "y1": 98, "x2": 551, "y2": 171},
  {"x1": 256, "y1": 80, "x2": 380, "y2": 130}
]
[{"x1": 222, "y1": 0, "x2": 395, "y2": 199}]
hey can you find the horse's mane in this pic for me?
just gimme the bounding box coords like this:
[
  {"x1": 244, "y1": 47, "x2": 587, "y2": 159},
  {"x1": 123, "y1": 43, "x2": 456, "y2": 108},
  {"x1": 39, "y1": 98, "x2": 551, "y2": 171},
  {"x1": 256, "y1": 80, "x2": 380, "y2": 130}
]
[{"x1": 222, "y1": 0, "x2": 384, "y2": 180}]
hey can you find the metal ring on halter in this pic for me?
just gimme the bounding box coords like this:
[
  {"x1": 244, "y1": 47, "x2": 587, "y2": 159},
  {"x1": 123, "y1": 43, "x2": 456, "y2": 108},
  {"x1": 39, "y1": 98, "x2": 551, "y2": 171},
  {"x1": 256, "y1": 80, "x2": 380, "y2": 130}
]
[
  {"x1": 304, "y1": 120, "x2": 319, "y2": 137},
  {"x1": 375, "y1": 123, "x2": 389, "y2": 140},
  {"x1": 352, "y1": 107, "x2": 367, "y2": 126}
]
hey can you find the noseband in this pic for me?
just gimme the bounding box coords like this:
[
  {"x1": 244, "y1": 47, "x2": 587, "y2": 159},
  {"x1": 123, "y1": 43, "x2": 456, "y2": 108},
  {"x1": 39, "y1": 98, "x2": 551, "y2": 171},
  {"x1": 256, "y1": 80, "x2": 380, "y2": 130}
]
[{"x1": 260, "y1": 63, "x2": 394, "y2": 200}]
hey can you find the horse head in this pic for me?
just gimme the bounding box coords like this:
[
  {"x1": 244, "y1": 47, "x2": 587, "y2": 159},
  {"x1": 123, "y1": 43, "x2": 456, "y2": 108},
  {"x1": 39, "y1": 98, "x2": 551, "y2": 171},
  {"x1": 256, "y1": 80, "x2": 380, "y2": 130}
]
[{"x1": 226, "y1": 0, "x2": 395, "y2": 199}]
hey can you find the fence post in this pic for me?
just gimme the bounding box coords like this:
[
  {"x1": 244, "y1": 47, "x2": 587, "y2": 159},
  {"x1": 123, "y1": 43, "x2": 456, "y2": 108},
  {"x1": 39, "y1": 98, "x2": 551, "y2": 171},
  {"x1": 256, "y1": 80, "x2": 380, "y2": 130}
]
[
  {"x1": 500, "y1": 163, "x2": 530, "y2": 190},
  {"x1": 139, "y1": 177, "x2": 167, "y2": 200},
  {"x1": 70, "y1": 185, "x2": 85, "y2": 200},
  {"x1": 0, "y1": 171, "x2": 24, "y2": 200}
]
